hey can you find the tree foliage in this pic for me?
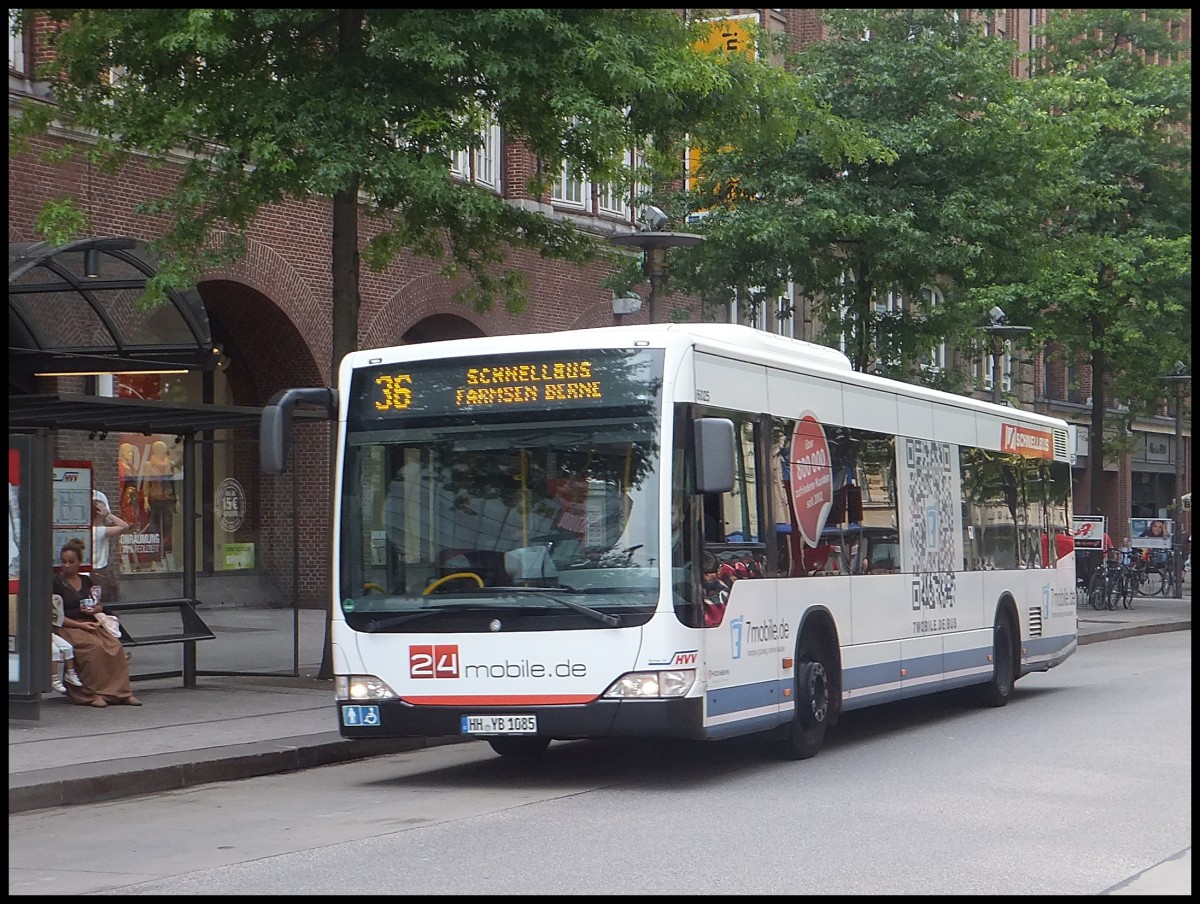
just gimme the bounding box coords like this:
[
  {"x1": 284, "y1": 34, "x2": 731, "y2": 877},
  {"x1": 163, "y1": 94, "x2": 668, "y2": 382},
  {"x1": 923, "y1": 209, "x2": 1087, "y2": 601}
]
[
  {"x1": 996, "y1": 9, "x2": 1192, "y2": 512},
  {"x1": 10, "y1": 8, "x2": 867, "y2": 677},
  {"x1": 662, "y1": 6, "x2": 1190, "y2": 431},
  {"x1": 668, "y1": 9, "x2": 1059, "y2": 382},
  {"x1": 11, "y1": 8, "x2": 839, "y2": 316}
]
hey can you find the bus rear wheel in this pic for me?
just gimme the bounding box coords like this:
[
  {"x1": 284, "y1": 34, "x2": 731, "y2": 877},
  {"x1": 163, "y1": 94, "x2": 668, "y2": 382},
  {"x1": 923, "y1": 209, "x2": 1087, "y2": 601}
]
[
  {"x1": 975, "y1": 613, "x2": 1016, "y2": 708},
  {"x1": 778, "y1": 634, "x2": 831, "y2": 760},
  {"x1": 487, "y1": 736, "x2": 551, "y2": 758}
]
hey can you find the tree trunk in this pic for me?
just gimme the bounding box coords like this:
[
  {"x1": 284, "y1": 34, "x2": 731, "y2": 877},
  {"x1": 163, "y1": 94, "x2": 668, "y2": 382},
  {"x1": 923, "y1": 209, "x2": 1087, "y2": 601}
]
[
  {"x1": 317, "y1": 9, "x2": 366, "y2": 681},
  {"x1": 1087, "y1": 341, "x2": 1107, "y2": 520},
  {"x1": 316, "y1": 181, "x2": 361, "y2": 681}
]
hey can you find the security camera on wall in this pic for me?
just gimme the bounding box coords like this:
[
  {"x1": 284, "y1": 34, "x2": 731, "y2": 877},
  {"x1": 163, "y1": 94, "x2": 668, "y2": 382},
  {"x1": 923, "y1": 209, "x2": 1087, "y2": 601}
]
[{"x1": 639, "y1": 205, "x2": 669, "y2": 231}]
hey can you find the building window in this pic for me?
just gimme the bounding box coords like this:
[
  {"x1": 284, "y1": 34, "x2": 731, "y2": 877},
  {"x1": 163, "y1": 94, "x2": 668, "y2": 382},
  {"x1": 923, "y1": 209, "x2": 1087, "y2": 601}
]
[
  {"x1": 974, "y1": 343, "x2": 1013, "y2": 395},
  {"x1": 919, "y1": 286, "x2": 946, "y2": 373},
  {"x1": 450, "y1": 119, "x2": 501, "y2": 192},
  {"x1": 551, "y1": 159, "x2": 591, "y2": 210},
  {"x1": 597, "y1": 149, "x2": 634, "y2": 220},
  {"x1": 9, "y1": 9, "x2": 26, "y2": 75}
]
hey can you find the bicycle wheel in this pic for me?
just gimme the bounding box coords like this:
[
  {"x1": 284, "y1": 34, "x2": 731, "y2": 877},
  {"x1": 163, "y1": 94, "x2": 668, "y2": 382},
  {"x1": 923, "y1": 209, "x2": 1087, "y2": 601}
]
[
  {"x1": 1105, "y1": 574, "x2": 1119, "y2": 610},
  {"x1": 1089, "y1": 571, "x2": 1108, "y2": 610},
  {"x1": 1121, "y1": 573, "x2": 1134, "y2": 609},
  {"x1": 1139, "y1": 567, "x2": 1165, "y2": 597}
]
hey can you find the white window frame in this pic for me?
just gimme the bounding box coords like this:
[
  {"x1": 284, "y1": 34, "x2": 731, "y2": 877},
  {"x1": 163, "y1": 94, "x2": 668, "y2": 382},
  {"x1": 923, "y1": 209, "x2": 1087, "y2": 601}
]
[
  {"x1": 9, "y1": 10, "x2": 26, "y2": 75},
  {"x1": 919, "y1": 286, "x2": 947, "y2": 373},
  {"x1": 551, "y1": 158, "x2": 591, "y2": 211},
  {"x1": 450, "y1": 118, "x2": 501, "y2": 193},
  {"x1": 833, "y1": 271, "x2": 854, "y2": 355},
  {"x1": 775, "y1": 283, "x2": 796, "y2": 338},
  {"x1": 973, "y1": 344, "x2": 1013, "y2": 395},
  {"x1": 597, "y1": 149, "x2": 634, "y2": 220}
]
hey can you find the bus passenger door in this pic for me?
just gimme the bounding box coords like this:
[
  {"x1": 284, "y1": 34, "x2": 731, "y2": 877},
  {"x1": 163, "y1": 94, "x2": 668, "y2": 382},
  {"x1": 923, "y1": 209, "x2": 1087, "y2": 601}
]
[{"x1": 698, "y1": 411, "x2": 783, "y2": 731}]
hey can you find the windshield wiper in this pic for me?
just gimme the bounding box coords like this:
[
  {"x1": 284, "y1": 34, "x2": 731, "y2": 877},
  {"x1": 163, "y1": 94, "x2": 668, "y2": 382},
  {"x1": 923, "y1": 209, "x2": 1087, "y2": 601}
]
[
  {"x1": 498, "y1": 587, "x2": 621, "y2": 627},
  {"x1": 360, "y1": 604, "x2": 490, "y2": 633}
]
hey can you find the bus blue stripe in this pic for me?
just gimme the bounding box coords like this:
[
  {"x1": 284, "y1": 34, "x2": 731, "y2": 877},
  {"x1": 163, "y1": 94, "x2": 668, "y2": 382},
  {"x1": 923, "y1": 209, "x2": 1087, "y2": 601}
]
[
  {"x1": 703, "y1": 632, "x2": 1075, "y2": 724},
  {"x1": 706, "y1": 679, "x2": 784, "y2": 716}
]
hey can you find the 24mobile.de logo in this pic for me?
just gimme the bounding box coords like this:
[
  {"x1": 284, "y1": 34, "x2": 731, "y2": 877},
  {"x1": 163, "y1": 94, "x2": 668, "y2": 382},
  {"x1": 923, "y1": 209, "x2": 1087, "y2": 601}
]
[
  {"x1": 409, "y1": 644, "x2": 587, "y2": 679},
  {"x1": 1000, "y1": 424, "x2": 1054, "y2": 459}
]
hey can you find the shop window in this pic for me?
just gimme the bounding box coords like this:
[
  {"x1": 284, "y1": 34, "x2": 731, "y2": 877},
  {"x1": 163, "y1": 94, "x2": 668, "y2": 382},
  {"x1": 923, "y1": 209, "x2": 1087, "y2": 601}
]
[{"x1": 96, "y1": 370, "x2": 260, "y2": 577}]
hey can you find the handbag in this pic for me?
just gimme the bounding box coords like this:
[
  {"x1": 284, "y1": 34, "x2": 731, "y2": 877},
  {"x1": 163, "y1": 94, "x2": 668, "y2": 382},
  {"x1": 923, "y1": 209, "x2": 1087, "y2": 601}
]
[{"x1": 95, "y1": 611, "x2": 123, "y2": 639}]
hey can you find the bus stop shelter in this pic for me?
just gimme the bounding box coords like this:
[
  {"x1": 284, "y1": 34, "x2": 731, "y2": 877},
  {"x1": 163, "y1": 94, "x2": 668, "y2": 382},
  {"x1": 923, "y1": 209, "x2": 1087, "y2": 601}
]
[{"x1": 8, "y1": 237, "x2": 322, "y2": 718}]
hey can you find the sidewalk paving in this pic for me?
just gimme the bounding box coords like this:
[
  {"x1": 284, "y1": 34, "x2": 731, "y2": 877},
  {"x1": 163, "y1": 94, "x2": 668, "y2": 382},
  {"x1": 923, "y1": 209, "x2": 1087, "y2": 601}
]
[{"x1": 9, "y1": 588, "x2": 1191, "y2": 815}]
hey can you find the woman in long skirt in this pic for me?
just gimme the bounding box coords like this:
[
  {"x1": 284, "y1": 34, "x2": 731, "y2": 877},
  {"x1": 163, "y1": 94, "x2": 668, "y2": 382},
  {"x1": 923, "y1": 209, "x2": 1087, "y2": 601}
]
[{"x1": 52, "y1": 538, "x2": 141, "y2": 707}]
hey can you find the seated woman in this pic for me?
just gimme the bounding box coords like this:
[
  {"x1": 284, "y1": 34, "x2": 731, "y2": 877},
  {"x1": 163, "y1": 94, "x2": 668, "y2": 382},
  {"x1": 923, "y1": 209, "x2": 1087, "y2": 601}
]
[{"x1": 52, "y1": 537, "x2": 141, "y2": 707}]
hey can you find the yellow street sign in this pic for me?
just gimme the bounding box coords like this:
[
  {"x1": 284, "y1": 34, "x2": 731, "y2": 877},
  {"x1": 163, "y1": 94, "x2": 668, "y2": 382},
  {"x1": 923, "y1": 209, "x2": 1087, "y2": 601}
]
[{"x1": 688, "y1": 14, "x2": 759, "y2": 197}]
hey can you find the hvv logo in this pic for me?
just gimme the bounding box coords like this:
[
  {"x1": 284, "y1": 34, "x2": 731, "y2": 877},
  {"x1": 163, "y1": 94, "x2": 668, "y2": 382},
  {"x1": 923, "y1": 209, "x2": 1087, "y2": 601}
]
[{"x1": 730, "y1": 616, "x2": 744, "y2": 660}]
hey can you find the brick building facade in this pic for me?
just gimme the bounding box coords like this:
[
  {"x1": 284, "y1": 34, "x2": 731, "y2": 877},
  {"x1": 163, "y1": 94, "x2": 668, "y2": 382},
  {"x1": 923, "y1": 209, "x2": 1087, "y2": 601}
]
[{"x1": 8, "y1": 9, "x2": 1190, "y2": 612}]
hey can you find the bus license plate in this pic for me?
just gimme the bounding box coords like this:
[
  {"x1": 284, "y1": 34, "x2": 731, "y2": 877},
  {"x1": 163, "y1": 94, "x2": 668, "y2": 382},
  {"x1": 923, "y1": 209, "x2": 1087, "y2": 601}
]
[{"x1": 461, "y1": 714, "x2": 537, "y2": 735}]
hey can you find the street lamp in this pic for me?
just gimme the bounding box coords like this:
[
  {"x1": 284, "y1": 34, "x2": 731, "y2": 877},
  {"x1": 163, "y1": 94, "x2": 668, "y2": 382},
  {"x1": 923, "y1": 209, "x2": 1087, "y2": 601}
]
[
  {"x1": 1162, "y1": 360, "x2": 1190, "y2": 599},
  {"x1": 610, "y1": 208, "x2": 704, "y2": 323},
  {"x1": 980, "y1": 306, "x2": 1032, "y2": 406}
]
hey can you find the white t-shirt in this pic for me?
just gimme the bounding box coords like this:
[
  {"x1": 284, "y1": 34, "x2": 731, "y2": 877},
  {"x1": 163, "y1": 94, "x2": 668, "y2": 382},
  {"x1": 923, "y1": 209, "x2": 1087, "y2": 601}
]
[
  {"x1": 92, "y1": 490, "x2": 113, "y2": 570},
  {"x1": 93, "y1": 524, "x2": 111, "y2": 570}
]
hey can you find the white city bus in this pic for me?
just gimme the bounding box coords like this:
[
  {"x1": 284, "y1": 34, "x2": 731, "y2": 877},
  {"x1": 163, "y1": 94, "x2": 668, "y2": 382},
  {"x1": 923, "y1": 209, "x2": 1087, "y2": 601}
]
[{"x1": 261, "y1": 323, "x2": 1077, "y2": 759}]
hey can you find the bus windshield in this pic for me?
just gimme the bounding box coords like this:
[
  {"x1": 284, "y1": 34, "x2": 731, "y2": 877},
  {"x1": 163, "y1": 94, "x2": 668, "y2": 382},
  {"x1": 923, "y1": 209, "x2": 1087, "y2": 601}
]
[{"x1": 339, "y1": 349, "x2": 664, "y2": 631}]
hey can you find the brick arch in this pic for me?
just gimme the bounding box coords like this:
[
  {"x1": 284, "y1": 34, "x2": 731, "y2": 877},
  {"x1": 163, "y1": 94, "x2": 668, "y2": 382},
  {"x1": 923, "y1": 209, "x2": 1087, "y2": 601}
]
[
  {"x1": 362, "y1": 272, "x2": 490, "y2": 349},
  {"x1": 202, "y1": 235, "x2": 330, "y2": 384},
  {"x1": 362, "y1": 261, "x2": 632, "y2": 348},
  {"x1": 198, "y1": 279, "x2": 322, "y2": 407},
  {"x1": 401, "y1": 314, "x2": 486, "y2": 344}
]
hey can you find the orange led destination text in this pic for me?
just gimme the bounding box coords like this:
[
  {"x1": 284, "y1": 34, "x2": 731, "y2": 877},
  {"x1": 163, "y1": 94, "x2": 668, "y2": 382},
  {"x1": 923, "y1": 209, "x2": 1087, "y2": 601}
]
[{"x1": 456, "y1": 359, "x2": 602, "y2": 407}]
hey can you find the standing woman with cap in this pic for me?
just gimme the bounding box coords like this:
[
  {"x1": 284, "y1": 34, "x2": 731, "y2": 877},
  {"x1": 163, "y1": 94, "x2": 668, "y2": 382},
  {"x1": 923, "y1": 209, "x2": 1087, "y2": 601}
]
[{"x1": 91, "y1": 490, "x2": 129, "y2": 602}]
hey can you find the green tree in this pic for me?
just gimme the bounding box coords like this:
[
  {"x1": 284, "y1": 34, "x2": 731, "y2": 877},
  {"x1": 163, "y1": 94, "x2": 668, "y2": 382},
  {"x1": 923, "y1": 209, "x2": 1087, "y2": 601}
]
[
  {"x1": 667, "y1": 9, "x2": 1065, "y2": 385},
  {"x1": 14, "y1": 10, "x2": 739, "y2": 328},
  {"x1": 995, "y1": 9, "x2": 1191, "y2": 516},
  {"x1": 11, "y1": 9, "x2": 860, "y2": 675}
]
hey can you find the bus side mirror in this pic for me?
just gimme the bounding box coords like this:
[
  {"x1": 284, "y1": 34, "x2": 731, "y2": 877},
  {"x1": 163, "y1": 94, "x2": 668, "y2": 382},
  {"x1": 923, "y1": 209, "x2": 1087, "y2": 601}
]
[
  {"x1": 260, "y1": 388, "x2": 338, "y2": 473},
  {"x1": 694, "y1": 417, "x2": 735, "y2": 495}
]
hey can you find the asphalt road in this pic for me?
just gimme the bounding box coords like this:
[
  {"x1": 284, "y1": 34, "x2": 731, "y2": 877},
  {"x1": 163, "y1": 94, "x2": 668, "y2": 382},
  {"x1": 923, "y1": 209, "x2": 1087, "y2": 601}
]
[{"x1": 8, "y1": 632, "x2": 1190, "y2": 896}]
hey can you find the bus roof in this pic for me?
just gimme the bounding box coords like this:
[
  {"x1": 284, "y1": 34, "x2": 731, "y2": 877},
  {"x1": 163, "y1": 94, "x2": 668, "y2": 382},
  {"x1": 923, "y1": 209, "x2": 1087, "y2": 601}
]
[
  {"x1": 341, "y1": 322, "x2": 1066, "y2": 432},
  {"x1": 344, "y1": 323, "x2": 852, "y2": 371}
]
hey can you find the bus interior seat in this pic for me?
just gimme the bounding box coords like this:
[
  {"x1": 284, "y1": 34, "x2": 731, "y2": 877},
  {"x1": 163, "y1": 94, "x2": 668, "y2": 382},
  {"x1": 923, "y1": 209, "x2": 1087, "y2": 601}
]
[{"x1": 438, "y1": 549, "x2": 508, "y2": 586}]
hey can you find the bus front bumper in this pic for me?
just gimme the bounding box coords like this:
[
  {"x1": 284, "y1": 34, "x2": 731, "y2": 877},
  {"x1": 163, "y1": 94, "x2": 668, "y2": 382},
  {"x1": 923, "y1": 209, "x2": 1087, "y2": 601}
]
[{"x1": 337, "y1": 695, "x2": 705, "y2": 742}]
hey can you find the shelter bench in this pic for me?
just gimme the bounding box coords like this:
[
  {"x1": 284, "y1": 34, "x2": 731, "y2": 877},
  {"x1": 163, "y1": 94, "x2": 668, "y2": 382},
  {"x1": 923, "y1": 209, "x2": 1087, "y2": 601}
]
[{"x1": 102, "y1": 598, "x2": 215, "y2": 688}]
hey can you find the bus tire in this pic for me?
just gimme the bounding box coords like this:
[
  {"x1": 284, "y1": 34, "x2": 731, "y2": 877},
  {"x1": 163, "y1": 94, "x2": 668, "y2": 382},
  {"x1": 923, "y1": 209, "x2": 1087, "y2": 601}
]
[
  {"x1": 487, "y1": 736, "x2": 551, "y2": 758},
  {"x1": 778, "y1": 633, "x2": 831, "y2": 760},
  {"x1": 976, "y1": 612, "x2": 1016, "y2": 708}
]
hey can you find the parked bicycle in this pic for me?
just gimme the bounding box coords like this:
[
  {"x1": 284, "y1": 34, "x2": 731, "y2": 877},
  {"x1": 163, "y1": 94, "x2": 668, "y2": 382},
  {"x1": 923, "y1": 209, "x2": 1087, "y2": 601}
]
[
  {"x1": 1136, "y1": 549, "x2": 1178, "y2": 597},
  {"x1": 1113, "y1": 558, "x2": 1136, "y2": 610},
  {"x1": 1088, "y1": 557, "x2": 1116, "y2": 610},
  {"x1": 1088, "y1": 548, "x2": 1134, "y2": 610}
]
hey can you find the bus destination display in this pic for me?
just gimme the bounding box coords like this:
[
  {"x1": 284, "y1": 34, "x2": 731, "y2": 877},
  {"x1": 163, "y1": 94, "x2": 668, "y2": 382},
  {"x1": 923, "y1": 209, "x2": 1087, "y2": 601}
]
[{"x1": 350, "y1": 349, "x2": 662, "y2": 423}]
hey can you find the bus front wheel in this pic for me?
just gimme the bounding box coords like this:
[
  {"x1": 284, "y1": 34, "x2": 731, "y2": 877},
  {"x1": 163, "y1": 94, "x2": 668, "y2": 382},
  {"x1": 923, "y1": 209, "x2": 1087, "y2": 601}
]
[
  {"x1": 778, "y1": 634, "x2": 831, "y2": 760},
  {"x1": 487, "y1": 736, "x2": 551, "y2": 758}
]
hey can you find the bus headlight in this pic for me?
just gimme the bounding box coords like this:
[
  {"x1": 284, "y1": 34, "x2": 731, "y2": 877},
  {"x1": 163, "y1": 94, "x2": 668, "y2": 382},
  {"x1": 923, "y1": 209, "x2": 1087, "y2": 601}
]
[
  {"x1": 335, "y1": 674, "x2": 398, "y2": 701},
  {"x1": 602, "y1": 669, "x2": 696, "y2": 699}
]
